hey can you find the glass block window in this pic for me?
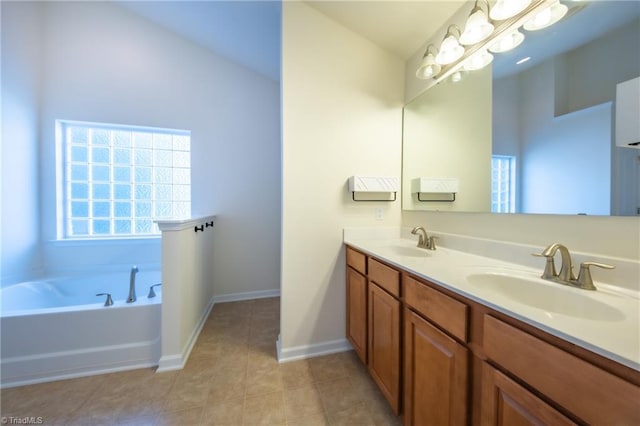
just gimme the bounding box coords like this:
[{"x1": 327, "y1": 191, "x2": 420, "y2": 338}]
[
  {"x1": 60, "y1": 121, "x2": 191, "y2": 238},
  {"x1": 491, "y1": 155, "x2": 516, "y2": 213}
]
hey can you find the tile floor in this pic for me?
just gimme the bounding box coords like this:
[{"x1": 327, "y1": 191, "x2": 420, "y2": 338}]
[{"x1": 0, "y1": 298, "x2": 401, "y2": 425}]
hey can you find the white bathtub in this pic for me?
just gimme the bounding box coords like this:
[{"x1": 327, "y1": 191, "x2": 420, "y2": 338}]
[{"x1": 0, "y1": 269, "x2": 162, "y2": 387}]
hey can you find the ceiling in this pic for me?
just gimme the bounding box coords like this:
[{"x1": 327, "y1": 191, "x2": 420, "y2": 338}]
[
  {"x1": 117, "y1": 1, "x2": 464, "y2": 81},
  {"x1": 117, "y1": 1, "x2": 639, "y2": 84}
]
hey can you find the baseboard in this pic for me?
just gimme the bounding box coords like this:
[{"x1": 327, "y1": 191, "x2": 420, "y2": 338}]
[
  {"x1": 213, "y1": 288, "x2": 280, "y2": 304},
  {"x1": 276, "y1": 336, "x2": 353, "y2": 363},
  {"x1": 0, "y1": 340, "x2": 159, "y2": 388},
  {"x1": 156, "y1": 296, "x2": 216, "y2": 373}
]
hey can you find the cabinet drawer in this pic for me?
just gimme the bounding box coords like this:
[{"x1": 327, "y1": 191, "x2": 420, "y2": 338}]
[
  {"x1": 483, "y1": 315, "x2": 640, "y2": 425},
  {"x1": 404, "y1": 275, "x2": 468, "y2": 342},
  {"x1": 346, "y1": 246, "x2": 366, "y2": 275},
  {"x1": 368, "y1": 258, "x2": 400, "y2": 298}
]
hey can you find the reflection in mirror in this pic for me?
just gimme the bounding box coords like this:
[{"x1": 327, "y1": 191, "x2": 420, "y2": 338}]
[
  {"x1": 402, "y1": 68, "x2": 492, "y2": 212},
  {"x1": 403, "y1": 0, "x2": 640, "y2": 216}
]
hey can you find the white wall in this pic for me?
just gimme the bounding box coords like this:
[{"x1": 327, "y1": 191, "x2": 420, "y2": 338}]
[
  {"x1": 280, "y1": 2, "x2": 404, "y2": 357},
  {"x1": 29, "y1": 2, "x2": 280, "y2": 296},
  {"x1": 1, "y1": 2, "x2": 43, "y2": 284},
  {"x1": 158, "y1": 217, "x2": 215, "y2": 370}
]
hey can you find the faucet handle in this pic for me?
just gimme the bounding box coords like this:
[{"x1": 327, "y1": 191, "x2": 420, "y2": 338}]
[
  {"x1": 531, "y1": 252, "x2": 557, "y2": 279},
  {"x1": 148, "y1": 283, "x2": 162, "y2": 298},
  {"x1": 426, "y1": 236, "x2": 439, "y2": 250},
  {"x1": 96, "y1": 293, "x2": 114, "y2": 306},
  {"x1": 576, "y1": 262, "x2": 615, "y2": 291}
]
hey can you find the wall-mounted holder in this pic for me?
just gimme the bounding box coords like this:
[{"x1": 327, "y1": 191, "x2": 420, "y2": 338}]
[
  {"x1": 412, "y1": 177, "x2": 459, "y2": 202},
  {"x1": 195, "y1": 219, "x2": 215, "y2": 233},
  {"x1": 348, "y1": 176, "x2": 399, "y2": 202}
]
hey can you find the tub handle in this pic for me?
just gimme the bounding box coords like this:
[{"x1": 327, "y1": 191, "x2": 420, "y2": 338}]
[
  {"x1": 96, "y1": 293, "x2": 114, "y2": 307},
  {"x1": 148, "y1": 283, "x2": 162, "y2": 298}
]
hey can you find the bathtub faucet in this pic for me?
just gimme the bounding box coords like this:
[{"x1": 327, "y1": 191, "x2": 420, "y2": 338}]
[{"x1": 127, "y1": 266, "x2": 139, "y2": 303}]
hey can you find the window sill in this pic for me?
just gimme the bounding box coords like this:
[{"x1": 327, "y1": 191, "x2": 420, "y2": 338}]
[{"x1": 48, "y1": 236, "x2": 161, "y2": 247}]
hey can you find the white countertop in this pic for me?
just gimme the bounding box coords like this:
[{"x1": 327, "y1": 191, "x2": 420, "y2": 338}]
[{"x1": 344, "y1": 233, "x2": 640, "y2": 371}]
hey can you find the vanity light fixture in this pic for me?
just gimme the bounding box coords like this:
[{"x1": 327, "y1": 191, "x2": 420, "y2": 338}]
[
  {"x1": 415, "y1": 45, "x2": 442, "y2": 79},
  {"x1": 488, "y1": 28, "x2": 525, "y2": 53},
  {"x1": 460, "y1": 0, "x2": 495, "y2": 45},
  {"x1": 451, "y1": 71, "x2": 464, "y2": 83},
  {"x1": 436, "y1": 25, "x2": 465, "y2": 65},
  {"x1": 463, "y1": 48, "x2": 494, "y2": 70},
  {"x1": 523, "y1": 0, "x2": 568, "y2": 31},
  {"x1": 490, "y1": 0, "x2": 531, "y2": 21}
]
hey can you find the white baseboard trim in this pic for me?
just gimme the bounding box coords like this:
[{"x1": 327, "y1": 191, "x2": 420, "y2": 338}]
[
  {"x1": 0, "y1": 340, "x2": 159, "y2": 388},
  {"x1": 156, "y1": 296, "x2": 216, "y2": 373},
  {"x1": 156, "y1": 354, "x2": 184, "y2": 372},
  {"x1": 276, "y1": 336, "x2": 353, "y2": 363},
  {"x1": 213, "y1": 288, "x2": 280, "y2": 304}
]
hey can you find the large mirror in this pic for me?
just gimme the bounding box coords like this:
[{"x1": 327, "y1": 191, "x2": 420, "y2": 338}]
[{"x1": 402, "y1": 0, "x2": 640, "y2": 216}]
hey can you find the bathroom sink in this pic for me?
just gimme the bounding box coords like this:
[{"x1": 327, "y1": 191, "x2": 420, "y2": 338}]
[
  {"x1": 387, "y1": 244, "x2": 431, "y2": 258},
  {"x1": 466, "y1": 272, "x2": 626, "y2": 321}
]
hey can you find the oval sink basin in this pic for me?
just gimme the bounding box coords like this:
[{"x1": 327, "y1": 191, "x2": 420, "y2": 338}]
[
  {"x1": 466, "y1": 272, "x2": 626, "y2": 322},
  {"x1": 387, "y1": 245, "x2": 431, "y2": 258}
]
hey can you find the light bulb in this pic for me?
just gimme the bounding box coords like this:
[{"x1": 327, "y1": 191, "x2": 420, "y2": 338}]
[
  {"x1": 415, "y1": 52, "x2": 442, "y2": 79},
  {"x1": 523, "y1": 1, "x2": 568, "y2": 31},
  {"x1": 463, "y1": 49, "x2": 494, "y2": 71},
  {"x1": 436, "y1": 34, "x2": 465, "y2": 65},
  {"x1": 488, "y1": 29, "x2": 525, "y2": 53},
  {"x1": 490, "y1": 0, "x2": 531, "y2": 21},
  {"x1": 460, "y1": 8, "x2": 494, "y2": 45}
]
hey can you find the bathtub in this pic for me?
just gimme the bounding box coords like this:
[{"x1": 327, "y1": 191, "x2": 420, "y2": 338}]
[{"x1": 0, "y1": 269, "x2": 162, "y2": 388}]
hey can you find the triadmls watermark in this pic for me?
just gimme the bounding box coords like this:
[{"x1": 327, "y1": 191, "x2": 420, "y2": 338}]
[{"x1": 1, "y1": 417, "x2": 44, "y2": 425}]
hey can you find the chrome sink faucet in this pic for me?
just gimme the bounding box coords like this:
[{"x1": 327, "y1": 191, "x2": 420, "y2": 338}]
[
  {"x1": 127, "y1": 265, "x2": 139, "y2": 303},
  {"x1": 411, "y1": 226, "x2": 437, "y2": 250},
  {"x1": 533, "y1": 244, "x2": 614, "y2": 290},
  {"x1": 541, "y1": 243, "x2": 576, "y2": 282}
]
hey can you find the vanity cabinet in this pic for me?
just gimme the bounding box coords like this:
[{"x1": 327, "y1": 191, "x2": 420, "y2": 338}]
[
  {"x1": 346, "y1": 247, "x2": 367, "y2": 363},
  {"x1": 344, "y1": 245, "x2": 640, "y2": 426},
  {"x1": 403, "y1": 274, "x2": 470, "y2": 426},
  {"x1": 404, "y1": 308, "x2": 469, "y2": 426},
  {"x1": 368, "y1": 281, "x2": 401, "y2": 414},
  {"x1": 345, "y1": 247, "x2": 402, "y2": 414},
  {"x1": 482, "y1": 315, "x2": 640, "y2": 425},
  {"x1": 480, "y1": 362, "x2": 576, "y2": 426}
]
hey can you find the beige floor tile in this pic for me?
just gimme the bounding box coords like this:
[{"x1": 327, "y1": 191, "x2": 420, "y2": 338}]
[
  {"x1": 308, "y1": 353, "x2": 352, "y2": 384},
  {"x1": 1, "y1": 375, "x2": 103, "y2": 421},
  {"x1": 283, "y1": 383, "x2": 324, "y2": 421},
  {"x1": 162, "y1": 372, "x2": 211, "y2": 412},
  {"x1": 328, "y1": 402, "x2": 376, "y2": 426},
  {"x1": 366, "y1": 392, "x2": 403, "y2": 426},
  {"x1": 208, "y1": 370, "x2": 247, "y2": 402},
  {"x1": 247, "y1": 346, "x2": 279, "y2": 372},
  {"x1": 286, "y1": 412, "x2": 330, "y2": 426},
  {"x1": 201, "y1": 395, "x2": 244, "y2": 425},
  {"x1": 155, "y1": 406, "x2": 204, "y2": 425},
  {"x1": 245, "y1": 364, "x2": 283, "y2": 397},
  {"x1": 279, "y1": 359, "x2": 315, "y2": 389},
  {"x1": 316, "y1": 377, "x2": 365, "y2": 416},
  {"x1": 243, "y1": 391, "x2": 286, "y2": 426}
]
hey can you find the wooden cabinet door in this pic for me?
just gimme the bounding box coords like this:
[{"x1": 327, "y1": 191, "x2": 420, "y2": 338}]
[
  {"x1": 346, "y1": 266, "x2": 367, "y2": 364},
  {"x1": 480, "y1": 362, "x2": 577, "y2": 426},
  {"x1": 368, "y1": 282, "x2": 401, "y2": 415},
  {"x1": 404, "y1": 308, "x2": 468, "y2": 426}
]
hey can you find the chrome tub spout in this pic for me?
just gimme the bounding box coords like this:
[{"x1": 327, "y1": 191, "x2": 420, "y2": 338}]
[{"x1": 127, "y1": 266, "x2": 139, "y2": 303}]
